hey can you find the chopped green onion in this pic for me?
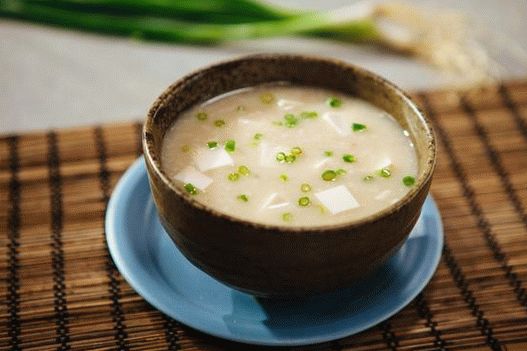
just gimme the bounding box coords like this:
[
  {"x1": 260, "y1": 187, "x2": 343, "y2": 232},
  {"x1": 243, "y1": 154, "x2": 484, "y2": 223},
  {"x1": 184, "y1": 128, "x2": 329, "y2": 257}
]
[
  {"x1": 324, "y1": 150, "x2": 333, "y2": 157},
  {"x1": 336, "y1": 168, "x2": 347, "y2": 175},
  {"x1": 321, "y1": 170, "x2": 337, "y2": 181},
  {"x1": 403, "y1": 176, "x2": 416, "y2": 186},
  {"x1": 300, "y1": 111, "x2": 318, "y2": 119},
  {"x1": 284, "y1": 154, "x2": 296, "y2": 163},
  {"x1": 327, "y1": 97, "x2": 342, "y2": 108},
  {"x1": 352, "y1": 123, "x2": 367, "y2": 132},
  {"x1": 180, "y1": 145, "x2": 190, "y2": 153},
  {"x1": 379, "y1": 167, "x2": 392, "y2": 178},
  {"x1": 228, "y1": 172, "x2": 240, "y2": 181},
  {"x1": 291, "y1": 146, "x2": 303, "y2": 156},
  {"x1": 301, "y1": 183, "x2": 312, "y2": 192},
  {"x1": 236, "y1": 105, "x2": 246, "y2": 112},
  {"x1": 196, "y1": 111, "x2": 208, "y2": 121},
  {"x1": 284, "y1": 113, "x2": 299, "y2": 128},
  {"x1": 224, "y1": 139, "x2": 236, "y2": 152},
  {"x1": 237, "y1": 194, "x2": 249, "y2": 202},
  {"x1": 214, "y1": 119, "x2": 225, "y2": 127},
  {"x1": 282, "y1": 212, "x2": 293, "y2": 222},
  {"x1": 342, "y1": 154, "x2": 356, "y2": 163},
  {"x1": 298, "y1": 196, "x2": 311, "y2": 207},
  {"x1": 238, "y1": 165, "x2": 250, "y2": 176},
  {"x1": 276, "y1": 152, "x2": 286, "y2": 162},
  {"x1": 254, "y1": 133, "x2": 263, "y2": 140},
  {"x1": 279, "y1": 174, "x2": 288, "y2": 182},
  {"x1": 207, "y1": 141, "x2": 218, "y2": 149},
  {"x1": 183, "y1": 183, "x2": 198, "y2": 195},
  {"x1": 260, "y1": 92, "x2": 275, "y2": 104},
  {"x1": 363, "y1": 175, "x2": 374, "y2": 182}
]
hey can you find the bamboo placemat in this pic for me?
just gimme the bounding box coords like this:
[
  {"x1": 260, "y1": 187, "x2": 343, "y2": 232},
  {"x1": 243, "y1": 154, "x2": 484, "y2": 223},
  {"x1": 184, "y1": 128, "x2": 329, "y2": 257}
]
[{"x1": 1, "y1": 80, "x2": 527, "y2": 351}]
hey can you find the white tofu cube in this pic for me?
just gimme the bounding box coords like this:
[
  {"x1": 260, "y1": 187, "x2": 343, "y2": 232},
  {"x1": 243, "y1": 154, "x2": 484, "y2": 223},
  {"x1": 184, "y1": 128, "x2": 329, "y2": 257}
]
[
  {"x1": 315, "y1": 185, "x2": 360, "y2": 214},
  {"x1": 195, "y1": 148, "x2": 234, "y2": 172},
  {"x1": 322, "y1": 112, "x2": 351, "y2": 136},
  {"x1": 261, "y1": 193, "x2": 289, "y2": 210},
  {"x1": 174, "y1": 166, "x2": 213, "y2": 190}
]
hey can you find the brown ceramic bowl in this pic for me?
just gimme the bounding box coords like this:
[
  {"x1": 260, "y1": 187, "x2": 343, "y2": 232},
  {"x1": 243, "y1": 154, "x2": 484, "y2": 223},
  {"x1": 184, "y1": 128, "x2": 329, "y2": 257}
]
[{"x1": 143, "y1": 54, "x2": 436, "y2": 297}]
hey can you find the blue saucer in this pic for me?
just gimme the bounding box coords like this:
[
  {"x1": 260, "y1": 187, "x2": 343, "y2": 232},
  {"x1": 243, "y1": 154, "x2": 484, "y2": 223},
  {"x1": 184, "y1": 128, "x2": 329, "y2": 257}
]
[{"x1": 106, "y1": 158, "x2": 443, "y2": 346}]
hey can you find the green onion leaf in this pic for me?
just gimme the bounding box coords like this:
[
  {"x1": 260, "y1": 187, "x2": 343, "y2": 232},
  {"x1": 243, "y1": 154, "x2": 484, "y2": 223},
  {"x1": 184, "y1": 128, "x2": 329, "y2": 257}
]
[
  {"x1": 324, "y1": 150, "x2": 333, "y2": 157},
  {"x1": 379, "y1": 167, "x2": 391, "y2": 178},
  {"x1": 327, "y1": 97, "x2": 342, "y2": 108},
  {"x1": 336, "y1": 168, "x2": 347, "y2": 175},
  {"x1": 279, "y1": 174, "x2": 288, "y2": 182},
  {"x1": 300, "y1": 111, "x2": 318, "y2": 119},
  {"x1": 254, "y1": 133, "x2": 263, "y2": 140},
  {"x1": 260, "y1": 92, "x2": 275, "y2": 104},
  {"x1": 298, "y1": 196, "x2": 311, "y2": 207},
  {"x1": 291, "y1": 146, "x2": 303, "y2": 156},
  {"x1": 238, "y1": 165, "x2": 250, "y2": 176},
  {"x1": 402, "y1": 176, "x2": 416, "y2": 186},
  {"x1": 228, "y1": 172, "x2": 240, "y2": 181},
  {"x1": 214, "y1": 119, "x2": 226, "y2": 127},
  {"x1": 196, "y1": 111, "x2": 207, "y2": 121},
  {"x1": 237, "y1": 194, "x2": 249, "y2": 202},
  {"x1": 321, "y1": 169, "x2": 337, "y2": 181},
  {"x1": 284, "y1": 113, "x2": 299, "y2": 128},
  {"x1": 285, "y1": 154, "x2": 296, "y2": 163},
  {"x1": 224, "y1": 139, "x2": 236, "y2": 152},
  {"x1": 184, "y1": 183, "x2": 198, "y2": 195},
  {"x1": 352, "y1": 123, "x2": 367, "y2": 132},
  {"x1": 276, "y1": 152, "x2": 286, "y2": 162},
  {"x1": 207, "y1": 141, "x2": 218, "y2": 149},
  {"x1": 301, "y1": 183, "x2": 312, "y2": 192},
  {"x1": 363, "y1": 175, "x2": 374, "y2": 182},
  {"x1": 342, "y1": 154, "x2": 356, "y2": 163},
  {"x1": 282, "y1": 212, "x2": 293, "y2": 222}
]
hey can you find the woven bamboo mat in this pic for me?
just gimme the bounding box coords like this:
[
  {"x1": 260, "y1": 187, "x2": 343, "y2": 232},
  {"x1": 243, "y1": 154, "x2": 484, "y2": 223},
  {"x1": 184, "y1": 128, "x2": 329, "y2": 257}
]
[{"x1": 1, "y1": 81, "x2": 527, "y2": 351}]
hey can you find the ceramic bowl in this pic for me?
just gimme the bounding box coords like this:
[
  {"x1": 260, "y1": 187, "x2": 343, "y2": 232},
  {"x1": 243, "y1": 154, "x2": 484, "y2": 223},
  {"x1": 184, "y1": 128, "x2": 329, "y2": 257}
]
[{"x1": 143, "y1": 54, "x2": 436, "y2": 297}]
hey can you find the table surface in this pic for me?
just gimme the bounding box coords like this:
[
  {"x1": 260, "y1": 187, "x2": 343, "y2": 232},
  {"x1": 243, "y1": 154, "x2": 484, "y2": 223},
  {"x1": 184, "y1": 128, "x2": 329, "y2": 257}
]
[
  {"x1": 1, "y1": 81, "x2": 527, "y2": 350},
  {"x1": 1, "y1": 0, "x2": 527, "y2": 133}
]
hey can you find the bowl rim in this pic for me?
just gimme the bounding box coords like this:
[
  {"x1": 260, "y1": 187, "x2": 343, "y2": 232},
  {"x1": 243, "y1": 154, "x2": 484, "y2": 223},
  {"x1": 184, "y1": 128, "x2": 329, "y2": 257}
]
[{"x1": 143, "y1": 53, "x2": 436, "y2": 233}]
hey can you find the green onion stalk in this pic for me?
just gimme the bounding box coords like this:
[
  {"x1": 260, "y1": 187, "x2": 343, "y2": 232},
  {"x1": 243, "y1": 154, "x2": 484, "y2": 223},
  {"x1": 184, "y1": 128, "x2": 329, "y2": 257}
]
[{"x1": 0, "y1": 0, "x2": 493, "y2": 82}]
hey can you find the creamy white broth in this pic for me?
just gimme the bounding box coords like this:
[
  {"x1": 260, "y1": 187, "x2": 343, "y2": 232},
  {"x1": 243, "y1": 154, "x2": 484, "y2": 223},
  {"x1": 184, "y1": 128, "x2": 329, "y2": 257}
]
[{"x1": 161, "y1": 84, "x2": 418, "y2": 227}]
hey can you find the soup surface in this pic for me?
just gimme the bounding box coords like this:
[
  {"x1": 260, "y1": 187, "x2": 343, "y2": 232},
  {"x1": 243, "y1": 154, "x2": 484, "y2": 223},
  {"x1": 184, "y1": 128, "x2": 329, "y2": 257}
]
[{"x1": 161, "y1": 84, "x2": 418, "y2": 227}]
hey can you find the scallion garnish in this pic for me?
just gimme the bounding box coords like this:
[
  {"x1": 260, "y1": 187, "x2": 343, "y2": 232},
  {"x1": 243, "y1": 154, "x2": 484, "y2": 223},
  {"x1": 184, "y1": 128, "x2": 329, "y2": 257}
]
[
  {"x1": 207, "y1": 141, "x2": 218, "y2": 149},
  {"x1": 228, "y1": 172, "x2": 240, "y2": 181},
  {"x1": 379, "y1": 167, "x2": 392, "y2": 178},
  {"x1": 214, "y1": 119, "x2": 225, "y2": 127},
  {"x1": 183, "y1": 183, "x2": 198, "y2": 195},
  {"x1": 260, "y1": 92, "x2": 275, "y2": 104},
  {"x1": 336, "y1": 168, "x2": 347, "y2": 175},
  {"x1": 322, "y1": 169, "x2": 337, "y2": 181},
  {"x1": 291, "y1": 146, "x2": 303, "y2": 156},
  {"x1": 285, "y1": 154, "x2": 296, "y2": 163},
  {"x1": 236, "y1": 105, "x2": 246, "y2": 112},
  {"x1": 324, "y1": 150, "x2": 333, "y2": 157},
  {"x1": 196, "y1": 111, "x2": 208, "y2": 121},
  {"x1": 298, "y1": 196, "x2": 311, "y2": 207},
  {"x1": 300, "y1": 111, "x2": 318, "y2": 119},
  {"x1": 352, "y1": 123, "x2": 367, "y2": 132},
  {"x1": 363, "y1": 175, "x2": 374, "y2": 182},
  {"x1": 342, "y1": 154, "x2": 356, "y2": 163},
  {"x1": 254, "y1": 133, "x2": 263, "y2": 140},
  {"x1": 237, "y1": 194, "x2": 249, "y2": 202},
  {"x1": 282, "y1": 212, "x2": 293, "y2": 222},
  {"x1": 402, "y1": 176, "x2": 416, "y2": 186},
  {"x1": 279, "y1": 174, "x2": 288, "y2": 182},
  {"x1": 224, "y1": 139, "x2": 236, "y2": 152},
  {"x1": 238, "y1": 165, "x2": 250, "y2": 176},
  {"x1": 284, "y1": 113, "x2": 299, "y2": 128},
  {"x1": 327, "y1": 97, "x2": 342, "y2": 108},
  {"x1": 276, "y1": 152, "x2": 286, "y2": 162},
  {"x1": 301, "y1": 183, "x2": 311, "y2": 192}
]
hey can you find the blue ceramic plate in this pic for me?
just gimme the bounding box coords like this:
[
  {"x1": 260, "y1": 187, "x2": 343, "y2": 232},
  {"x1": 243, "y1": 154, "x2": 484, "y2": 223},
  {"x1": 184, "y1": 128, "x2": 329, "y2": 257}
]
[{"x1": 106, "y1": 158, "x2": 443, "y2": 346}]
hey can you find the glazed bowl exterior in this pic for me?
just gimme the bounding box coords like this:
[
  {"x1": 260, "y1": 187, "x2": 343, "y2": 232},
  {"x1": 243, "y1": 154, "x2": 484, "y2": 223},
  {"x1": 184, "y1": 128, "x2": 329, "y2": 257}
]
[{"x1": 143, "y1": 54, "x2": 436, "y2": 297}]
